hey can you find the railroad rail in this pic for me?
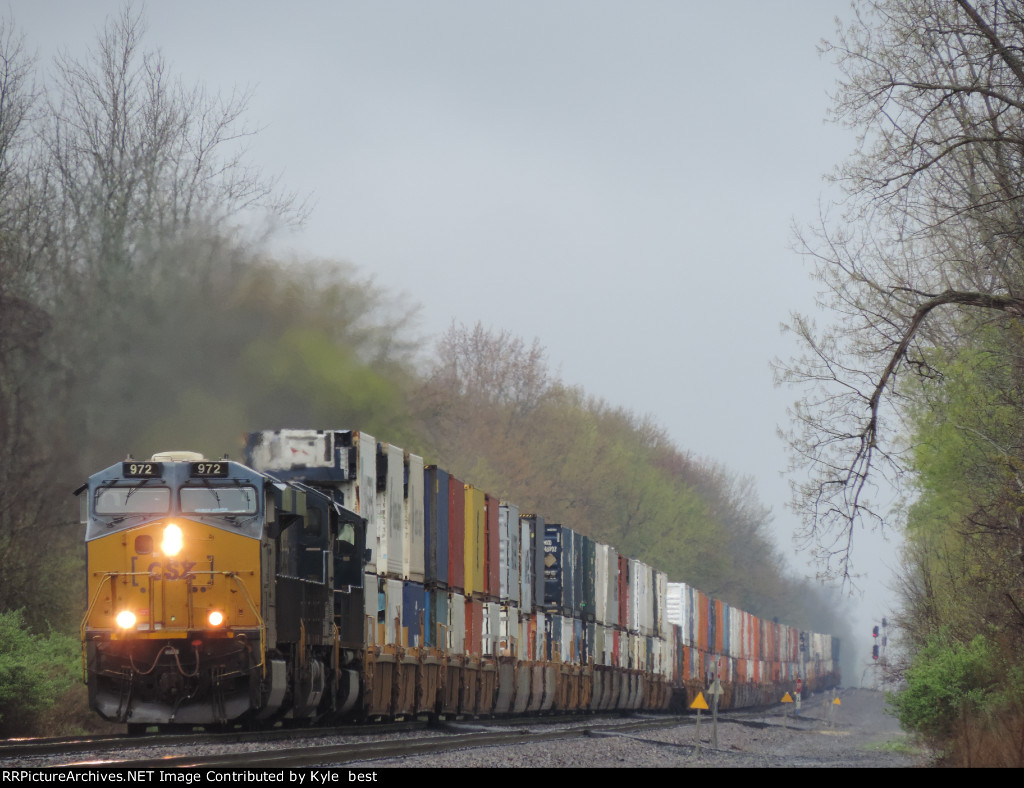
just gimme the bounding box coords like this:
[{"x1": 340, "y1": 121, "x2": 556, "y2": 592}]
[{"x1": 1, "y1": 705, "x2": 827, "y2": 769}]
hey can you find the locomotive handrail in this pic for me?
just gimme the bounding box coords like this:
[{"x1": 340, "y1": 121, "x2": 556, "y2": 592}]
[
  {"x1": 79, "y1": 571, "x2": 155, "y2": 681},
  {"x1": 220, "y1": 570, "x2": 266, "y2": 678}
]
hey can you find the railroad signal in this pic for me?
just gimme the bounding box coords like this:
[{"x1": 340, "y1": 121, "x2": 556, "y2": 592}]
[
  {"x1": 872, "y1": 625, "x2": 879, "y2": 638},
  {"x1": 872, "y1": 644, "x2": 879, "y2": 660}
]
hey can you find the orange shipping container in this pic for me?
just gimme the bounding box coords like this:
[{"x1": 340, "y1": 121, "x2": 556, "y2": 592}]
[
  {"x1": 714, "y1": 599, "x2": 725, "y2": 655},
  {"x1": 465, "y1": 598, "x2": 484, "y2": 656}
]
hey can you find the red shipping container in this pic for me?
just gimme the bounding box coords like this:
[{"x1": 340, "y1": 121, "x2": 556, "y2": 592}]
[
  {"x1": 465, "y1": 598, "x2": 484, "y2": 656},
  {"x1": 447, "y1": 476, "x2": 466, "y2": 592}
]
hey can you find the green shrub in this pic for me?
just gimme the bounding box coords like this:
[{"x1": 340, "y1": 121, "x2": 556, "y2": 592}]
[
  {"x1": 0, "y1": 609, "x2": 79, "y2": 735},
  {"x1": 888, "y1": 631, "x2": 995, "y2": 740}
]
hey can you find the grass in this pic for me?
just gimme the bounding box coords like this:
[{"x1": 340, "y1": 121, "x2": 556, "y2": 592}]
[{"x1": 862, "y1": 737, "x2": 920, "y2": 756}]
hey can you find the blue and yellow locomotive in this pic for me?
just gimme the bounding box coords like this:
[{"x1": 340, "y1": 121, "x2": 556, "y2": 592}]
[{"x1": 79, "y1": 451, "x2": 366, "y2": 731}]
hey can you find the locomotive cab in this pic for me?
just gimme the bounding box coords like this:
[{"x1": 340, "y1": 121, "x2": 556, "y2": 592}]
[{"x1": 80, "y1": 451, "x2": 365, "y2": 730}]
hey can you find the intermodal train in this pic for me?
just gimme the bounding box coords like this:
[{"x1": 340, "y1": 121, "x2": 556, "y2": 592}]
[{"x1": 78, "y1": 428, "x2": 840, "y2": 731}]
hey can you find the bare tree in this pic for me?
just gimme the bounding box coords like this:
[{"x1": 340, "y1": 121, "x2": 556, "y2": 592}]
[
  {"x1": 778, "y1": 0, "x2": 1024, "y2": 581},
  {"x1": 0, "y1": 16, "x2": 82, "y2": 625},
  {"x1": 43, "y1": 5, "x2": 304, "y2": 292}
]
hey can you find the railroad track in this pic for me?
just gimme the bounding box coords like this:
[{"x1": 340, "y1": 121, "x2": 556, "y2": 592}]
[{"x1": 2, "y1": 707, "x2": 816, "y2": 770}]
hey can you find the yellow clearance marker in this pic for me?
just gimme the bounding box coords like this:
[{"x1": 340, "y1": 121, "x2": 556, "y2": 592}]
[
  {"x1": 828, "y1": 694, "x2": 841, "y2": 727},
  {"x1": 691, "y1": 692, "x2": 709, "y2": 759},
  {"x1": 781, "y1": 692, "x2": 793, "y2": 728}
]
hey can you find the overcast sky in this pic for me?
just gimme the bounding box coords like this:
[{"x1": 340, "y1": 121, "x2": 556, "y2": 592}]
[{"x1": 19, "y1": 1, "x2": 896, "y2": 670}]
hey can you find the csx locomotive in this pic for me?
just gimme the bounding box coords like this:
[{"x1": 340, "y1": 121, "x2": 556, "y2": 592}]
[{"x1": 79, "y1": 430, "x2": 840, "y2": 731}]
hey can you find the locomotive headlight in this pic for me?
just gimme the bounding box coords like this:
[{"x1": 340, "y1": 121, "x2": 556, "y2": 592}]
[
  {"x1": 161, "y1": 523, "x2": 183, "y2": 556},
  {"x1": 207, "y1": 610, "x2": 225, "y2": 627},
  {"x1": 115, "y1": 610, "x2": 137, "y2": 629}
]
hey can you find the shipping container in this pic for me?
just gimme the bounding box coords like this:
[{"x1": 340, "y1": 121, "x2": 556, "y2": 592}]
[
  {"x1": 499, "y1": 503, "x2": 520, "y2": 604},
  {"x1": 484, "y1": 493, "x2": 501, "y2": 598},
  {"x1": 617, "y1": 554, "x2": 628, "y2": 633},
  {"x1": 376, "y1": 443, "x2": 405, "y2": 579},
  {"x1": 402, "y1": 581, "x2": 426, "y2": 646},
  {"x1": 426, "y1": 587, "x2": 449, "y2": 649},
  {"x1": 447, "y1": 476, "x2": 466, "y2": 592},
  {"x1": 464, "y1": 485, "x2": 486, "y2": 598},
  {"x1": 448, "y1": 592, "x2": 466, "y2": 655},
  {"x1": 245, "y1": 429, "x2": 379, "y2": 572},
  {"x1": 466, "y1": 597, "x2": 484, "y2": 656},
  {"x1": 543, "y1": 523, "x2": 569, "y2": 614},
  {"x1": 581, "y1": 535, "x2": 596, "y2": 622},
  {"x1": 402, "y1": 452, "x2": 425, "y2": 582},
  {"x1": 519, "y1": 514, "x2": 545, "y2": 612},
  {"x1": 423, "y1": 466, "x2": 450, "y2": 588}
]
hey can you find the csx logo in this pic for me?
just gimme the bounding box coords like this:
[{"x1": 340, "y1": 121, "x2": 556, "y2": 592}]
[
  {"x1": 130, "y1": 555, "x2": 214, "y2": 585},
  {"x1": 147, "y1": 560, "x2": 196, "y2": 580}
]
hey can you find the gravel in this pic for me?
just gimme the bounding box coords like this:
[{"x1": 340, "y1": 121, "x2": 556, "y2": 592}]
[{"x1": 339, "y1": 688, "x2": 925, "y2": 768}]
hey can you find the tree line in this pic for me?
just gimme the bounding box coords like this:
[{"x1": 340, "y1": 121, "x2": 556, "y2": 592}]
[{"x1": 782, "y1": 0, "x2": 1024, "y2": 766}]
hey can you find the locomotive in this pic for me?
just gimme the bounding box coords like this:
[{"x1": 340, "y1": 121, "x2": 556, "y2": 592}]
[{"x1": 78, "y1": 429, "x2": 840, "y2": 731}]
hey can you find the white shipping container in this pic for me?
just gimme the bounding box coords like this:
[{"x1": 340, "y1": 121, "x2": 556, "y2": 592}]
[
  {"x1": 516, "y1": 612, "x2": 530, "y2": 661},
  {"x1": 499, "y1": 504, "x2": 520, "y2": 604},
  {"x1": 656, "y1": 571, "x2": 668, "y2": 639},
  {"x1": 630, "y1": 560, "x2": 655, "y2": 637},
  {"x1": 730, "y1": 608, "x2": 741, "y2": 660},
  {"x1": 348, "y1": 432, "x2": 379, "y2": 574},
  {"x1": 402, "y1": 452, "x2": 425, "y2": 582},
  {"x1": 606, "y1": 546, "x2": 619, "y2": 626},
  {"x1": 247, "y1": 429, "x2": 380, "y2": 574},
  {"x1": 628, "y1": 559, "x2": 640, "y2": 634},
  {"x1": 363, "y1": 571, "x2": 380, "y2": 645},
  {"x1": 534, "y1": 611, "x2": 546, "y2": 661},
  {"x1": 247, "y1": 428, "x2": 334, "y2": 471},
  {"x1": 376, "y1": 443, "x2": 405, "y2": 579},
  {"x1": 484, "y1": 601, "x2": 501, "y2": 656},
  {"x1": 500, "y1": 605, "x2": 519, "y2": 657},
  {"x1": 448, "y1": 593, "x2": 466, "y2": 655},
  {"x1": 666, "y1": 582, "x2": 685, "y2": 629},
  {"x1": 385, "y1": 577, "x2": 403, "y2": 645},
  {"x1": 519, "y1": 518, "x2": 532, "y2": 611}
]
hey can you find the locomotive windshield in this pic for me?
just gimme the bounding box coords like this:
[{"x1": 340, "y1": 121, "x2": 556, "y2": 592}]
[
  {"x1": 95, "y1": 485, "x2": 170, "y2": 514},
  {"x1": 180, "y1": 486, "x2": 258, "y2": 515}
]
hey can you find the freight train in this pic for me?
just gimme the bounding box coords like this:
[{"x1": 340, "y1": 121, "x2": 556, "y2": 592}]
[{"x1": 78, "y1": 429, "x2": 840, "y2": 731}]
